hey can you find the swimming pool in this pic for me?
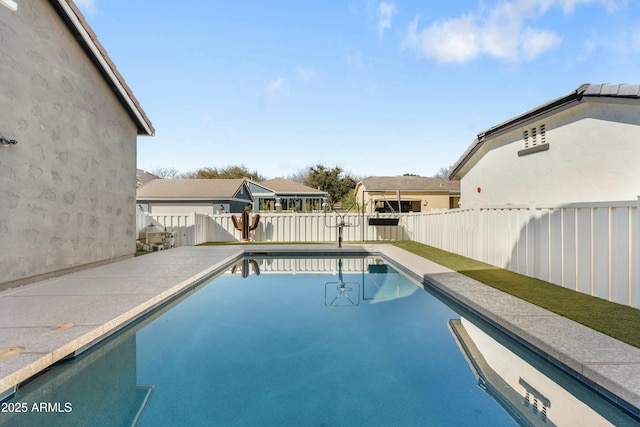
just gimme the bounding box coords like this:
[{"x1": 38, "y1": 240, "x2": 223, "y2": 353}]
[{"x1": 1, "y1": 255, "x2": 637, "y2": 426}]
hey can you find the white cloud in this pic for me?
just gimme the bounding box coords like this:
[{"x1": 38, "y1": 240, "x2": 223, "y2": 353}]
[
  {"x1": 74, "y1": 0, "x2": 97, "y2": 15},
  {"x1": 262, "y1": 78, "x2": 286, "y2": 107},
  {"x1": 402, "y1": 0, "x2": 624, "y2": 63},
  {"x1": 558, "y1": 0, "x2": 626, "y2": 14},
  {"x1": 521, "y1": 28, "x2": 563, "y2": 60},
  {"x1": 403, "y1": 15, "x2": 481, "y2": 63},
  {"x1": 295, "y1": 66, "x2": 317, "y2": 82},
  {"x1": 377, "y1": 2, "x2": 397, "y2": 39}
]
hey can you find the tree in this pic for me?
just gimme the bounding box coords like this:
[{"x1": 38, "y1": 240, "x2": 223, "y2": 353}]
[
  {"x1": 150, "y1": 167, "x2": 182, "y2": 179},
  {"x1": 286, "y1": 168, "x2": 310, "y2": 184},
  {"x1": 432, "y1": 166, "x2": 452, "y2": 179},
  {"x1": 304, "y1": 164, "x2": 358, "y2": 204},
  {"x1": 185, "y1": 165, "x2": 265, "y2": 181}
]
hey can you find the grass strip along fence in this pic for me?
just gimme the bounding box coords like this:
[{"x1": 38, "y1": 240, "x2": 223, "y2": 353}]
[{"x1": 393, "y1": 240, "x2": 640, "y2": 350}]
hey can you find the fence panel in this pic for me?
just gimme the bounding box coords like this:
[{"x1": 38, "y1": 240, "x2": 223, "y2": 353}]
[
  {"x1": 136, "y1": 207, "x2": 152, "y2": 234},
  {"x1": 536, "y1": 208, "x2": 551, "y2": 281},
  {"x1": 409, "y1": 200, "x2": 638, "y2": 308},
  {"x1": 593, "y1": 207, "x2": 611, "y2": 300},
  {"x1": 549, "y1": 209, "x2": 564, "y2": 287},
  {"x1": 611, "y1": 207, "x2": 631, "y2": 305},
  {"x1": 148, "y1": 214, "x2": 195, "y2": 247},
  {"x1": 207, "y1": 215, "x2": 236, "y2": 242},
  {"x1": 576, "y1": 207, "x2": 593, "y2": 296},
  {"x1": 563, "y1": 208, "x2": 577, "y2": 291}
]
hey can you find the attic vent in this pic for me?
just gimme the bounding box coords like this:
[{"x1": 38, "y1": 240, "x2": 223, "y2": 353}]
[
  {"x1": 518, "y1": 123, "x2": 550, "y2": 157},
  {"x1": 531, "y1": 127, "x2": 537, "y2": 146}
]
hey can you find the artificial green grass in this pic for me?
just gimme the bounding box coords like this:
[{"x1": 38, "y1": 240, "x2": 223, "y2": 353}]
[{"x1": 393, "y1": 240, "x2": 640, "y2": 349}]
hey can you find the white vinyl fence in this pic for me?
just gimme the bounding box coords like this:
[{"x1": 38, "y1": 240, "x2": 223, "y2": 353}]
[
  {"x1": 137, "y1": 211, "x2": 419, "y2": 246},
  {"x1": 136, "y1": 198, "x2": 640, "y2": 308},
  {"x1": 414, "y1": 200, "x2": 640, "y2": 308}
]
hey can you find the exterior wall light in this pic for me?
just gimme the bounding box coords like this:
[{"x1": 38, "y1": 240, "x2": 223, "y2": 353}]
[{"x1": 0, "y1": 0, "x2": 17, "y2": 11}]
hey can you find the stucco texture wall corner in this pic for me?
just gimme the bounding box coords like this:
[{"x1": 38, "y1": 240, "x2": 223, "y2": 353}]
[{"x1": 0, "y1": 0, "x2": 139, "y2": 286}]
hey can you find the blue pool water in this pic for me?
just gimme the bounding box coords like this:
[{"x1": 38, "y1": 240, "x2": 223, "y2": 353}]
[
  {"x1": 1, "y1": 256, "x2": 637, "y2": 426},
  {"x1": 136, "y1": 257, "x2": 515, "y2": 426}
]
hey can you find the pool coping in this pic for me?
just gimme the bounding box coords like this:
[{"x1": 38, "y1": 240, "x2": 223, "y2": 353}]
[{"x1": 0, "y1": 244, "x2": 639, "y2": 420}]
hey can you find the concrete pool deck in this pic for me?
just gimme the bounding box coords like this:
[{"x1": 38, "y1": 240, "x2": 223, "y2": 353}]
[{"x1": 1, "y1": 244, "x2": 639, "y2": 419}]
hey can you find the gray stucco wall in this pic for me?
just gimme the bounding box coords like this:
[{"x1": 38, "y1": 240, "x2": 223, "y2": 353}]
[{"x1": 0, "y1": 1, "x2": 138, "y2": 286}]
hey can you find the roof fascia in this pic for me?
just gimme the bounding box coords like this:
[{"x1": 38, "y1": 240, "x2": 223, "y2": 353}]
[
  {"x1": 247, "y1": 180, "x2": 276, "y2": 194},
  {"x1": 270, "y1": 192, "x2": 327, "y2": 197},
  {"x1": 480, "y1": 90, "x2": 581, "y2": 141},
  {"x1": 232, "y1": 181, "x2": 254, "y2": 201}
]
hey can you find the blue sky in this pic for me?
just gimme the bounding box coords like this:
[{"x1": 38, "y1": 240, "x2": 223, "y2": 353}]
[{"x1": 76, "y1": 0, "x2": 640, "y2": 179}]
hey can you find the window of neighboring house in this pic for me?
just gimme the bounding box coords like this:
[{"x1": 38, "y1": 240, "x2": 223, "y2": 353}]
[{"x1": 523, "y1": 130, "x2": 529, "y2": 148}]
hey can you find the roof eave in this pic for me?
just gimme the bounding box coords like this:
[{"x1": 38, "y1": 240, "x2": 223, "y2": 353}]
[
  {"x1": 271, "y1": 191, "x2": 327, "y2": 196},
  {"x1": 449, "y1": 85, "x2": 587, "y2": 180},
  {"x1": 52, "y1": 0, "x2": 155, "y2": 136}
]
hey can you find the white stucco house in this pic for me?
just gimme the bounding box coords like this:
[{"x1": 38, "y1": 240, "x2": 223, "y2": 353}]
[
  {"x1": 1, "y1": 1, "x2": 154, "y2": 289},
  {"x1": 448, "y1": 83, "x2": 640, "y2": 207}
]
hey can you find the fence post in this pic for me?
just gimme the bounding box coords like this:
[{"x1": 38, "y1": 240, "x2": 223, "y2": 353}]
[
  {"x1": 474, "y1": 205, "x2": 481, "y2": 261},
  {"x1": 527, "y1": 204, "x2": 537, "y2": 277},
  {"x1": 192, "y1": 212, "x2": 196, "y2": 245}
]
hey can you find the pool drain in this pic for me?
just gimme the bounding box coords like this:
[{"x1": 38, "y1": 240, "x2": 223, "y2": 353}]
[
  {"x1": 50, "y1": 322, "x2": 74, "y2": 331},
  {"x1": 0, "y1": 346, "x2": 25, "y2": 360}
]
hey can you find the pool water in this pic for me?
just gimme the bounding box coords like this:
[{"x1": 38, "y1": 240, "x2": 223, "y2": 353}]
[
  {"x1": 1, "y1": 256, "x2": 637, "y2": 426},
  {"x1": 136, "y1": 256, "x2": 515, "y2": 426}
]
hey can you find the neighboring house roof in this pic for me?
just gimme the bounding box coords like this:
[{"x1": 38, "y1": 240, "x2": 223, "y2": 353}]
[
  {"x1": 51, "y1": 0, "x2": 154, "y2": 136},
  {"x1": 136, "y1": 169, "x2": 159, "y2": 188},
  {"x1": 448, "y1": 83, "x2": 640, "y2": 180},
  {"x1": 136, "y1": 179, "x2": 248, "y2": 200},
  {"x1": 260, "y1": 178, "x2": 327, "y2": 195},
  {"x1": 356, "y1": 176, "x2": 460, "y2": 193}
]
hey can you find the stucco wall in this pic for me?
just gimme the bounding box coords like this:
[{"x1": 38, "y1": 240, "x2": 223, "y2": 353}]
[
  {"x1": 460, "y1": 102, "x2": 640, "y2": 207},
  {"x1": 0, "y1": 1, "x2": 138, "y2": 286}
]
